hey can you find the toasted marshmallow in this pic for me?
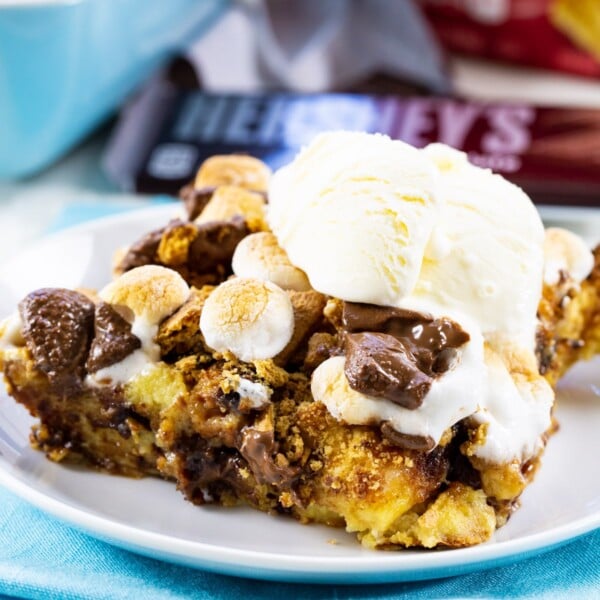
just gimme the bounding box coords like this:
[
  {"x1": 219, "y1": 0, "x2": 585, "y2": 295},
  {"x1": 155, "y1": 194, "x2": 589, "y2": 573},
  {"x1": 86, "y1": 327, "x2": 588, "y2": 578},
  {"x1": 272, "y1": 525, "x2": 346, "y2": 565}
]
[
  {"x1": 543, "y1": 227, "x2": 594, "y2": 285},
  {"x1": 232, "y1": 232, "x2": 311, "y2": 291},
  {"x1": 194, "y1": 155, "x2": 271, "y2": 192},
  {"x1": 0, "y1": 313, "x2": 26, "y2": 369},
  {"x1": 200, "y1": 277, "x2": 294, "y2": 361},
  {"x1": 195, "y1": 186, "x2": 268, "y2": 232},
  {"x1": 312, "y1": 333, "x2": 553, "y2": 463},
  {"x1": 0, "y1": 312, "x2": 24, "y2": 350},
  {"x1": 90, "y1": 267, "x2": 189, "y2": 387},
  {"x1": 100, "y1": 265, "x2": 190, "y2": 326}
]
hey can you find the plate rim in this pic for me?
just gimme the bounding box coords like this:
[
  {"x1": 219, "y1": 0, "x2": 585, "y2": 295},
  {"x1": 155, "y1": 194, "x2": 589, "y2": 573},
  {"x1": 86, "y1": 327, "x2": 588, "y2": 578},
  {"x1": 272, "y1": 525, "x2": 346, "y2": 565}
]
[
  {"x1": 1, "y1": 455, "x2": 598, "y2": 584},
  {"x1": 1, "y1": 203, "x2": 599, "y2": 584}
]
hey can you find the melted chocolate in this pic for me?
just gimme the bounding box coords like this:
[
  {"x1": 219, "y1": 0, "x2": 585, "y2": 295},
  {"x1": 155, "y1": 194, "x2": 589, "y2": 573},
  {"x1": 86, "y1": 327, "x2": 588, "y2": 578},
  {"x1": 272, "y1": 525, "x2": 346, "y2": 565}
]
[
  {"x1": 380, "y1": 422, "x2": 435, "y2": 451},
  {"x1": 188, "y1": 216, "x2": 249, "y2": 273},
  {"x1": 180, "y1": 435, "x2": 250, "y2": 503},
  {"x1": 86, "y1": 303, "x2": 141, "y2": 373},
  {"x1": 19, "y1": 288, "x2": 95, "y2": 388},
  {"x1": 179, "y1": 184, "x2": 216, "y2": 221},
  {"x1": 342, "y1": 302, "x2": 423, "y2": 334},
  {"x1": 216, "y1": 389, "x2": 243, "y2": 413},
  {"x1": 342, "y1": 302, "x2": 470, "y2": 409},
  {"x1": 345, "y1": 332, "x2": 432, "y2": 408},
  {"x1": 238, "y1": 427, "x2": 300, "y2": 489},
  {"x1": 117, "y1": 216, "x2": 248, "y2": 283},
  {"x1": 445, "y1": 421, "x2": 482, "y2": 489},
  {"x1": 342, "y1": 302, "x2": 469, "y2": 358}
]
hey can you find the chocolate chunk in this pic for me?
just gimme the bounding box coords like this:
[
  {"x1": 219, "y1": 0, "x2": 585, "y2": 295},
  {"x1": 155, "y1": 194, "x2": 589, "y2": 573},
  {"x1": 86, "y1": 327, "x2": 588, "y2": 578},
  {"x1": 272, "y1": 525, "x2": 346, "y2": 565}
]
[
  {"x1": 380, "y1": 422, "x2": 435, "y2": 452},
  {"x1": 341, "y1": 302, "x2": 470, "y2": 408},
  {"x1": 345, "y1": 332, "x2": 432, "y2": 408},
  {"x1": 342, "y1": 302, "x2": 470, "y2": 354},
  {"x1": 116, "y1": 217, "x2": 248, "y2": 288},
  {"x1": 117, "y1": 225, "x2": 165, "y2": 273},
  {"x1": 188, "y1": 216, "x2": 249, "y2": 274},
  {"x1": 86, "y1": 303, "x2": 142, "y2": 373},
  {"x1": 342, "y1": 302, "x2": 424, "y2": 334},
  {"x1": 19, "y1": 288, "x2": 95, "y2": 386},
  {"x1": 180, "y1": 184, "x2": 216, "y2": 221},
  {"x1": 238, "y1": 427, "x2": 299, "y2": 489},
  {"x1": 180, "y1": 435, "x2": 251, "y2": 503}
]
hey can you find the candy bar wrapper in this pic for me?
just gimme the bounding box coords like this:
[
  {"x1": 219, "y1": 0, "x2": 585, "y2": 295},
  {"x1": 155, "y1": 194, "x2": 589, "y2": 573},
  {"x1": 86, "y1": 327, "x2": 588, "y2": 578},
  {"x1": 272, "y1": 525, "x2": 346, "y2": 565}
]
[
  {"x1": 421, "y1": 0, "x2": 600, "y2": 79},
  {"x1": 104, "y1": 84, "x2": 600, "y2": 207}
]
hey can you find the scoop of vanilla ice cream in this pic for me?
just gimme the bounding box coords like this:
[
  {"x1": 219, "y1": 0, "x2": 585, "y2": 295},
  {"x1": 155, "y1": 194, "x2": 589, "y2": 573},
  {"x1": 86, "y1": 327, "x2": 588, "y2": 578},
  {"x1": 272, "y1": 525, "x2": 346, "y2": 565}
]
[
  {"x1": 269, "y1": 133, "x2": 568, "y2": 464},
  {"x1": 415, "y1": 144, "x2": 545, "y2": 347},
  {"x1": 268, "y1": 132, "x2": 440, "y2": 306}
]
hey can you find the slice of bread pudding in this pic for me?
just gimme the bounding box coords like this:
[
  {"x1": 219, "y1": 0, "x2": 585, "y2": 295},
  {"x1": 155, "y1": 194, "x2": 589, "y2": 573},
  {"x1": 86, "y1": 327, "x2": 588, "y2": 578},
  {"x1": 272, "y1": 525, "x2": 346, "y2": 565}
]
[{"x1": 1, "y1": 135, "x2": 599, "y2": 549}]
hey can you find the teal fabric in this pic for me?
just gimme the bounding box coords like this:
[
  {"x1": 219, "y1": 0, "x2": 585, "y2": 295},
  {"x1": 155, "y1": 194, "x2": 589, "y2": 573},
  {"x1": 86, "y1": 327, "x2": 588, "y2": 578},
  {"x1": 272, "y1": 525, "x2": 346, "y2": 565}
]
[{"x1": 1, "y1": 201, "x2": 599, "y2": 600}]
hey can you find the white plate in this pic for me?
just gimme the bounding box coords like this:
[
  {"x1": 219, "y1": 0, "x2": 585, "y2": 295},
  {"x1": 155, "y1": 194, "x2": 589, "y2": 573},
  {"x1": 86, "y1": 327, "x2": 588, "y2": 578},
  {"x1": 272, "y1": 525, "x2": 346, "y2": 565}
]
[{"x1": 0, "y1": 204, "x2": 599, "y2": 584}]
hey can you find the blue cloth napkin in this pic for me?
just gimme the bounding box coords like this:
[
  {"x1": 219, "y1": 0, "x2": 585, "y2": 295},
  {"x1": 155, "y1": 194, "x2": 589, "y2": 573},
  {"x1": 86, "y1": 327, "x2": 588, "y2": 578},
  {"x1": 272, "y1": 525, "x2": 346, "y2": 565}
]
[{"x1": 1, "y1": 201, "x2": 599, "y2": 600}]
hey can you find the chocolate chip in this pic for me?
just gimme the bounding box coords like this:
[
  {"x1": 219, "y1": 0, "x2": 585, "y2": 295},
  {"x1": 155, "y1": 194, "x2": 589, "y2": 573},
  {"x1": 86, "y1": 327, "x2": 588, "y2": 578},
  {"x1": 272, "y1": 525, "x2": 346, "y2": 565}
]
[
  {"x1": 179, "y1": 435, "x2": 251, "y2": 503},
  {"x1": 86, "y1": 302, "x2": 141, "y2": 373},
  {"x1": 179, "y1": 185, "x2": 216, "y2": 221},
  {"x1": 380, "y1": 422, "x2": 435, "y2": 452},
  {"x1": 188, "y1": 217, "x2": 249, "y2": 274},
  {"x1": 345, "y1": 332, "x2": 432, "y2": 409},
  {"x1": 19, "y1": 288, "x2": 95, "y2": 386}
]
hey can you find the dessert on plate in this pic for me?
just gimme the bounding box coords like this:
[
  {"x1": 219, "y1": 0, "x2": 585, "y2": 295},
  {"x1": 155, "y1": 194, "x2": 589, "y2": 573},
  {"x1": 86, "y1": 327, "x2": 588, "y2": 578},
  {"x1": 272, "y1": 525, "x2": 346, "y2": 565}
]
[{"x1": 1, "y1": 132, "x2": 599, "y2": 549}]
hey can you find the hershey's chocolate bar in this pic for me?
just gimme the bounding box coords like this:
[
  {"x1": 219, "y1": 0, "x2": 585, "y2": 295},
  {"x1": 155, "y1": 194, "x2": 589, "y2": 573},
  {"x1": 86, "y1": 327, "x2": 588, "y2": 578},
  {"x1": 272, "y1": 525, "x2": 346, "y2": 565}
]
[{"x1": 105, "y1": 87, "x2": 600, "y2": 206}]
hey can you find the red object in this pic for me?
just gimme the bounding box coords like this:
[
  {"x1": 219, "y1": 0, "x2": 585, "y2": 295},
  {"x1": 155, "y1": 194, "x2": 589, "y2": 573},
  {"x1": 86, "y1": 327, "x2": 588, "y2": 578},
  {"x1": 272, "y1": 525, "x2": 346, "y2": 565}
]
[{"x1": 421, "y1": 0, "x2": 600, "y2": 78}]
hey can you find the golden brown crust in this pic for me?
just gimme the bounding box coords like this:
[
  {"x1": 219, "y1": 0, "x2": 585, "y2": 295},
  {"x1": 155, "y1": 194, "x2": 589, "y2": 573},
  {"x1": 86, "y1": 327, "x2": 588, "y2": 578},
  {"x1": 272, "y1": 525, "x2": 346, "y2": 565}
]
[
  {"x1": 538, "y1": 246, "x2": 600, "y2": 386},
  {"x1": 2, "y1": 354, "x2": 160, "y2": 477},
  {"x1": 156, "y1": 286, "x2": 214, "y2": 358},
  {"x1": 275, "y1": 290, "x2": 328, "y2": 367}
]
